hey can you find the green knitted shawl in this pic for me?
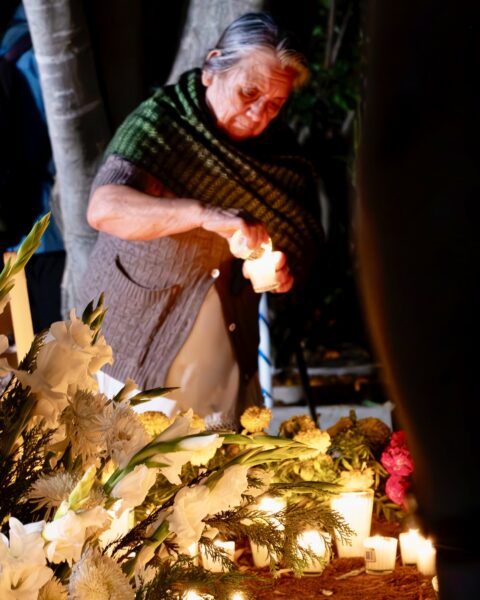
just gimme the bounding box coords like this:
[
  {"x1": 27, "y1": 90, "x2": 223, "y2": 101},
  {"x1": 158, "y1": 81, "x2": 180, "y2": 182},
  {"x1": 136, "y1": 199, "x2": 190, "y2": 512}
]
[{"x1": 106, "y1": 69, "x2": 323, "y2": 276}]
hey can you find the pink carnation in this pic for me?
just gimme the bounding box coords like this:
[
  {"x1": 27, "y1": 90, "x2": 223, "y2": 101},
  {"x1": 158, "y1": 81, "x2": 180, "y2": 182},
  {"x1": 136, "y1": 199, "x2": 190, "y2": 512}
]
[
  {"x1": 385, "y1": 475, "x2": 410, "y2": 506},
  {"x1": 381, "y1": 445, "x2": 414, "y2": 477},
  {"x1": 389, "y1": 430, "x2": 407, "y2": 447}
]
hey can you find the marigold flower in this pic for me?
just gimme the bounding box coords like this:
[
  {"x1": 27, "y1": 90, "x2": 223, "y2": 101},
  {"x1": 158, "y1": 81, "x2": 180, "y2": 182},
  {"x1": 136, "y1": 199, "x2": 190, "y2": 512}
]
[{"x1": 240, "y1": 406, "x2": 272, "y2": 433}]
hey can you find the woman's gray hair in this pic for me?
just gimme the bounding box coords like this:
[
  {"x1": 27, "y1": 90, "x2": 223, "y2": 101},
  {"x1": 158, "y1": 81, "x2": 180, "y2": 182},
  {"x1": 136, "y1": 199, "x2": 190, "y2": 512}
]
[{"x1": 203, "y1": 12, "x2": 309, "y2": 88}]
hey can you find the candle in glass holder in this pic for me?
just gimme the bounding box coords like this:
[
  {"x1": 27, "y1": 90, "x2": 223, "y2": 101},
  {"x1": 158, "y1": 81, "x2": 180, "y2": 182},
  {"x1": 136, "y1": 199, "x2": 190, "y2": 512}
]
[
  {"x1": 250, "y1": 496, "x2": 285, "y2": 567},
  {"x1": 331, "y1": 489, "x2": 374, "y2": 557},
  {"x1": 200, "y1": 539, "x2": 235, "y2": 572},
  {"x1": 297, "y1": 530, "x2": 331, "y2": 573},
  {"x1": 363, "y1": 535, "x2": 398, "y2": 574},
  {"x1": 242, "y1": 240, "x2": 279, "y2": 293},
  {"x1": 417, "y1": 539, "x2": 436, "y2": 576},
  {"x1": 399, "y1": 529, "x2": 423, "y2": 565}
]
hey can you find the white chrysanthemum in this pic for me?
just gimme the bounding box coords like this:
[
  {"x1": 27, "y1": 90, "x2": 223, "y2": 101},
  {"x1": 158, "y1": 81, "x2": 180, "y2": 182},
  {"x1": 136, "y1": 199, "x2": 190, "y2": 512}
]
[
  {"x1": 27, "y1": 473, "x2": 77, "y2": 516},
  {"x1": 103, "y1": 401, "x2": 150, "y2": 468},
  {"x1": 69, "y1": 548, "x2": 134, "y2": 600},
  {"x1": 14, "y1": 310, "x2": 112, "y2": 427},
  {"x1": 60, "y1": 389, "x2": 110, "y2": 466},
  {"x1": 38, "y1": 578, "x2": 68, "y2": 600},
  {"x1": 43, "y1": 506, "x2": 111, "y2": 566},
  {"x1": 0, "y1": 518, "x2": 53, "y2": 600},
  {"x1": 111, "y1": 465, "x2": 158, "y2": 512}
]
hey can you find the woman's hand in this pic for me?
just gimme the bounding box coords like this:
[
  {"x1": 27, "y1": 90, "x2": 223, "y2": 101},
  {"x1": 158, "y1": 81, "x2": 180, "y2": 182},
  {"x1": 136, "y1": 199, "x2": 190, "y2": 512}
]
[
  {"x1": 200, "y1": 206, "x2": 270, "y2": 253},
  {"x1": 242, "y1": 250, "x2": 294, "y2": 294}
]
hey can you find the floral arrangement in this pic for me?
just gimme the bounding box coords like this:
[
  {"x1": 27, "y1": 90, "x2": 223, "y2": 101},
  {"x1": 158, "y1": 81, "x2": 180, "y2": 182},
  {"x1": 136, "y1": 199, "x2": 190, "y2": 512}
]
[
  {"x1": 263, "y1": 408, "x2": 412, "y2": 522},
  {"x1": 0, "y1": 219, "x2": 351, "y2": 600}
]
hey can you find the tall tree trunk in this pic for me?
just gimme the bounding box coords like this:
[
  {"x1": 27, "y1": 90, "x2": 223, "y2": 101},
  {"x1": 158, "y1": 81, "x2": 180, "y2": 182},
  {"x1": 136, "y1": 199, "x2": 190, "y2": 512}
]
[
  {"x1": 23, "y1": 0, "x2": 111, "y2": 313},
  {"x1": 168, "y1": 0, "x2": 265, "y2": 84}
]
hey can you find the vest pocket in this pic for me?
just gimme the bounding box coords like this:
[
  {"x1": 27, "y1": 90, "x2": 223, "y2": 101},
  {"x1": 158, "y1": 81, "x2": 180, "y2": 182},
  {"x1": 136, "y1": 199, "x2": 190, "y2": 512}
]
[{"x1": 101, "y1": 256, "x2": 180, "y2": 369}]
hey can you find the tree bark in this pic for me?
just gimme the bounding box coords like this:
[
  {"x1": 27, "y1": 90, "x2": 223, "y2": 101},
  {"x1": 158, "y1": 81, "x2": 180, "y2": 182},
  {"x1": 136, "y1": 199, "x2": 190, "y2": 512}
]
[
  {"x1": 168, "y1": 0, "x2": 265, "y2": 84},
  {"x1": 23, "y1": 0, "x2": 111, "y2": 313}
]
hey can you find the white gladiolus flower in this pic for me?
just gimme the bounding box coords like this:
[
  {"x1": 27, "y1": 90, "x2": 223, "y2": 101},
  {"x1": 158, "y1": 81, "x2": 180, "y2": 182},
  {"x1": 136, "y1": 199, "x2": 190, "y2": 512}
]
[
  {"x1": 0, "y1": 518, "x2": 53, "y2": 600},
  {"x1": 111, "y1": 465, "x2": 158, "y2": 512},
  {"x1": 167, "y1": 465, "x2": 250, "y2": 553},
  {"x1": 154, "y1": 409, "x2": 201, "y2": 442},
  {"x1": 43, "y1": 507, "x2": 111, "y2": 566},
  {"x1": 155, "y1": 434, "x2": 223, "y2": 484},
  {"x1": 207, "y1": 465, "x2": 250, "y2": 515},
  {"x1": 14, "y1": 310, "x2": 113, "y2": 427},
  {"x1": 167, "y1": 485, "x2": 211, "y2": 553}
]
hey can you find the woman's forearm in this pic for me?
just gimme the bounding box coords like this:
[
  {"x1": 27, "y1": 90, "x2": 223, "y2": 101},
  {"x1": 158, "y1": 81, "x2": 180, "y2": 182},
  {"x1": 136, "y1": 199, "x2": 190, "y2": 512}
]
[{"x1": 87, "y1": 184, "x2": 204, "y2": 240}]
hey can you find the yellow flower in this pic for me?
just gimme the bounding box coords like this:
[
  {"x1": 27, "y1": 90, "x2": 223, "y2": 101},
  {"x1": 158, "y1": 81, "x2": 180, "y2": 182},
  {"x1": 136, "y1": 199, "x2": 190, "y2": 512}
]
[
  {"x1": 278, "y1": 414, "x2": 317, "y2": 438},
  {"x1": 338, "y1": 468, "x2": 374, "y2": 491},
  {"x1": 240, "y1": 407, "x2": 272, "y2": 433},
  {"x1": 178, "y1": 410, "x2": 206, "y2": 432},
  {"x1": 137, "y1": 411, "x2": 172, "y2": 438},
  {"x1": 294, "y1": 430, "x2": 331, "y2": 456}
]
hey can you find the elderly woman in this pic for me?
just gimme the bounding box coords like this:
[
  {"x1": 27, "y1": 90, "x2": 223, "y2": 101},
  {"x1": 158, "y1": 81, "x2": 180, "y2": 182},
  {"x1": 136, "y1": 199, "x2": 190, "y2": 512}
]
[{"x1": 84, "y1": 12, "x2": 323, "y2": 427}]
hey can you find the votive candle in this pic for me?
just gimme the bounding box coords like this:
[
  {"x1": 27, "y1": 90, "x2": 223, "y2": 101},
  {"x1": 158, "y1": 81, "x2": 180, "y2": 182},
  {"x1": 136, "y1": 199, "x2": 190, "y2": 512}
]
[
  {"x1": 250, "y1": 495, "x2": 285, "y2": 567},
  {"x1": 297, "y1": 530, "x2": 331, "y2": 573},
  {"x1": 363, "y1": 535, "x2": 398, "y2": 574},
  {"x1": 201, "y1": 540, "x2": 235, "y2": 572},
  {"x1": 417, "y1": 539, "x2": 436, "y2": 576},
  {"x1": 399, "y1": 529, "x2": 423, "y2": 565}
]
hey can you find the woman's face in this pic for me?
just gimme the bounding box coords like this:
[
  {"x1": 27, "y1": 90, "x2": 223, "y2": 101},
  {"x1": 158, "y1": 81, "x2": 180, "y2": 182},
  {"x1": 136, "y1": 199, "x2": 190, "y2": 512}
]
[{"x1": 202, "y1": 50, "x2": 295, "y2": 140}]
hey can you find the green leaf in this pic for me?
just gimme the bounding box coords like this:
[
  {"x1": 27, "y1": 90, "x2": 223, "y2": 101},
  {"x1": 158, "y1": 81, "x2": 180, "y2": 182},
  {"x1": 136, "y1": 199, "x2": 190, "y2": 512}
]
[{"x1": 129, "y1": 387, "x2": 179, "y2": 405}]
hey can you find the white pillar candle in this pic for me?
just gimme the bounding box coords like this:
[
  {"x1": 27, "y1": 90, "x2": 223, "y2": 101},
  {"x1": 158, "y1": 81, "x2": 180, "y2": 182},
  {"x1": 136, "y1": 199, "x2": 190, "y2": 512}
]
[
  {"x1": 243, "y1": 241, "x2": 279, "y2": 293},
  {"x1": 297, "y1": 530, "x2": 331, "y2": 573},
  {"x1": 200, "y1": 540, "x2": 235, "y2": 572},
  {"x1": 417, "y1": 539, "x2": 437, "y2": 576},
  {"x1": 250, "y1": 496, "x2": 286, "y2": 567},
  {"x1": 363, "y1": 535, "x2": 398, "y2": 574},
  {"x1": 399, "y1": 529, "x2": 423, "y2": 565},
  {"x1": 331, "y1": 489, "x2": 374, "y2": 557}
]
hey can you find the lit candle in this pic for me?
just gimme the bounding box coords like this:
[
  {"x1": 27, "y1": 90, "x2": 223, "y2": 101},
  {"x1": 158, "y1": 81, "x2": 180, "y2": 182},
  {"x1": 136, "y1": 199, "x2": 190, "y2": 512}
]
[
  {"x1": 417, "y1": 539, "x2": 436, "y2": 576},
  {"x1": 200, "y1": 539, "x2": 235, "y2": 572},
  {"x1": 183, "y1": 592, "x2": 204, "y2": 600},
  {"x1": 363, "y1": 535, "x2": 398, "y2": 574},
  {"x1": 399, "y1": 529, "x2": 423, "y2": 565},
  {"x1": 297, "y1": 530, "x2": 331, "y2": 573},
  {"x1": 187, "y1": 542, "x2": 198, "y2": 567},
  {"x1": 331, "y1": 490, "x2": 374, "y2": 557},
  {"x1": 231, "y1": 594, "x2": 245, "y2": 600},
  {"x1": 242, "y1": 240, "x2": 279, "y2": 293},
  {"x1": 250, "y1": 496, "x2": 285, "y2": 567}
]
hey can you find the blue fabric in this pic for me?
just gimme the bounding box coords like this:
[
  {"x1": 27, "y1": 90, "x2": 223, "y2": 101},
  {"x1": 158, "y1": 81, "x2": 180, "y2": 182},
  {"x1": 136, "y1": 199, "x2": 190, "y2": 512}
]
[{"x1": 1, "y1": 4, "x2": 64, "y2": 253}]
